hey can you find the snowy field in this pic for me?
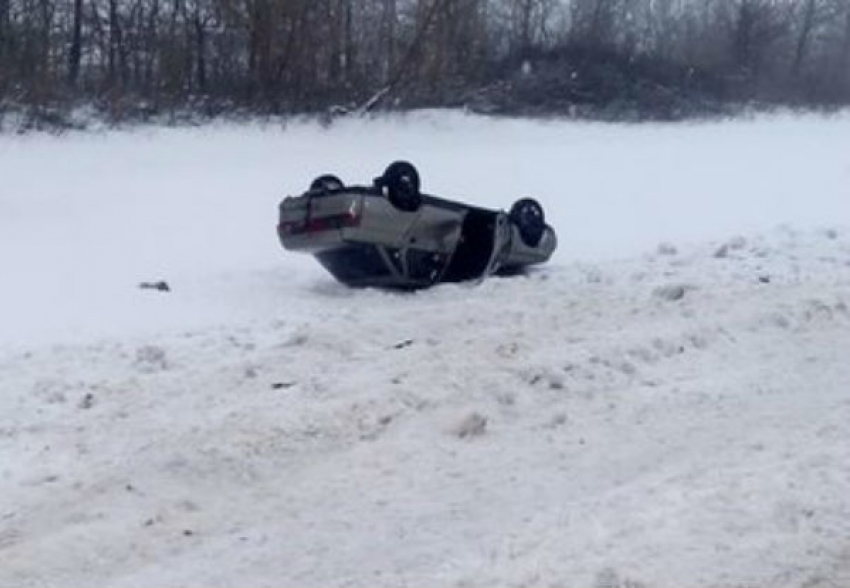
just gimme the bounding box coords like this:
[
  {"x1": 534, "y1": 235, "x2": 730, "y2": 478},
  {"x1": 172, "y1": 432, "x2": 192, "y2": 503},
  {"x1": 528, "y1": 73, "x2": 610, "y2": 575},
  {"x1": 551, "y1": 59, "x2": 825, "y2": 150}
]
[{"x1": 1, "y1": 111, "x2": 850, "y2": 587}]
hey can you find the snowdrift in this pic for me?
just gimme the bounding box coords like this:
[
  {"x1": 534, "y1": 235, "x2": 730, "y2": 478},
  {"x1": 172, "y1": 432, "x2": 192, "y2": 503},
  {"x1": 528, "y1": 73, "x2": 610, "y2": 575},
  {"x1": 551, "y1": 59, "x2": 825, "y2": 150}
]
[{"x1": 1, "y1": 112, "x2": 850, "y2": 587}]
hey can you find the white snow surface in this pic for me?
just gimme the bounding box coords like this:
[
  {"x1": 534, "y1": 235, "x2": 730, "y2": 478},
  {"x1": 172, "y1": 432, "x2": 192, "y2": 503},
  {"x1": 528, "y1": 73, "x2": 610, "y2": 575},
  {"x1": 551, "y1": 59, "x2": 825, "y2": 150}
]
[{"x1": 1, "y1": 111, "x2": 850, "y2": 587}]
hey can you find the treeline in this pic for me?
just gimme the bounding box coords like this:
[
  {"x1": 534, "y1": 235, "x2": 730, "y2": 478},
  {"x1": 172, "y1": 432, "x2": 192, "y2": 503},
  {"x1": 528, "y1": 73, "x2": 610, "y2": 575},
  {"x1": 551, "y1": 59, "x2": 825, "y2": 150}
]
[{"x1": 1, "y1": 0, "x2": 850, "y2": 124}]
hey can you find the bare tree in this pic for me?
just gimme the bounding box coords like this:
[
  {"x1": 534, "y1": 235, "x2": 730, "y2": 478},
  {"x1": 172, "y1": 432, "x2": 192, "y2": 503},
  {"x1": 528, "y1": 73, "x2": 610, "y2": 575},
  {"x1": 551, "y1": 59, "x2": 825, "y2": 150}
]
[
  {"x1": 4, "y1": 0, "x2": 850, "y2": 124},
  {"x1": 791, "y1": 0, "x2": 823, "y2": 76}
]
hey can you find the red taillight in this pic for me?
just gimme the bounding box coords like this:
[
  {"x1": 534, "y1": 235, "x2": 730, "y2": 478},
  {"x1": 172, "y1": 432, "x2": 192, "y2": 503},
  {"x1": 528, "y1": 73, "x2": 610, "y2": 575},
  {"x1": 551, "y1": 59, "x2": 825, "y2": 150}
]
[{"x1": 340, "y1": 207, "x2": 361, "y2": 227}]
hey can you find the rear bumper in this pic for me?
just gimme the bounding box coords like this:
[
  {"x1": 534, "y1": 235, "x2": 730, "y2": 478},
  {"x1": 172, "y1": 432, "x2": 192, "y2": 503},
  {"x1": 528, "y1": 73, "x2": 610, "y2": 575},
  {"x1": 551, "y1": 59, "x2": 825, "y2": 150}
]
[{"x1": 277, "y1": 219, "x2": 360, "y2": 253}]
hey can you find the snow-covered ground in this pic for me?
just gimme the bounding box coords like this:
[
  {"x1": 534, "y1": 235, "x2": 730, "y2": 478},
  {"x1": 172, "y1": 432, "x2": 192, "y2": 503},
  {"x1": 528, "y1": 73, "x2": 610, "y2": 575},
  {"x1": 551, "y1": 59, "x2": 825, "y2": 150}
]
[{"x1": 1, "y1": 112, "x2": 850, "y2": 587}]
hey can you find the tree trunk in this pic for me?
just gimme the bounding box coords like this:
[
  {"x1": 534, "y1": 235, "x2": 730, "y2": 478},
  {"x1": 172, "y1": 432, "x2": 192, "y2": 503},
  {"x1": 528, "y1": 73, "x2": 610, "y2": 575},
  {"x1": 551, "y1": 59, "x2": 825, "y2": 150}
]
[
  {"x1": 343, "y1": 0, "x2": 354, "y2": 85},
  {"x1": 733, "y1": 1, "x2": 754, "y2": 71},
  {"x1": 108, "y1": 0, "x2": 117, "y2": 86},
  {"x1": 0, "y1": 0, "x2": 9, "y2": 93},
  {"x1": 194, "y1": 11, "x2": 206, "y2": 93},
  {"x1": 842, "y1": 2, "x2": 850, "y2": 97},
  {"x1": 37, "y1": 0, "x2": 52, "y2": 100},
  {"x1": 382, "y1": 0, "x2": 396, "y2": 82},
  {"x1": 516, "y1": 0, "x2": 534, "y2": 54},
  {"x1": 791, "y1": 0, "x2": 817, "y2": 76},
  {"x1": 0, "y1": 0, "x2": 9, "y2": 57},
  {"x1": 145, "y1": 0, "x2": 158, "y2": 98},
  {"x1": 68, "y1": 0, "x2": 83, "y2": 86}
]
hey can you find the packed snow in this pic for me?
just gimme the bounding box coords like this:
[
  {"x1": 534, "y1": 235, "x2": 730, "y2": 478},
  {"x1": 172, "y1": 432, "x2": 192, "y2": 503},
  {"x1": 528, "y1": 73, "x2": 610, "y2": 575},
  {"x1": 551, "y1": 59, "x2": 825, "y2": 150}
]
[{"x1": 1, "y1": 111, "x2": 850, "y2": 587}]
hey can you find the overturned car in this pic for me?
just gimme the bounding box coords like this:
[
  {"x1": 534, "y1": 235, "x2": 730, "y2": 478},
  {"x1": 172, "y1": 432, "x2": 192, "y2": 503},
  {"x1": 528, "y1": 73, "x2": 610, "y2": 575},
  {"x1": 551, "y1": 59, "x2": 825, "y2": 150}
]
[{"x1": 277, "y1": 161, "x2": 557, "y2": 288}]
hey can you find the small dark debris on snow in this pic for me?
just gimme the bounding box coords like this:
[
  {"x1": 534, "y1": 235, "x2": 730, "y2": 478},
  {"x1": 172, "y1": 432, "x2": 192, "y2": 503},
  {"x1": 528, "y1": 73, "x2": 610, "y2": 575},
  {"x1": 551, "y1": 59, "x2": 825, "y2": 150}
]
[
  {"x1": 548, "y1": 413, "x2": 568, "y2": 428},
  {"x1": 548, "y1": 375, "x2": 566, "y2": 390},
  {"x1": 758, "y1": 275, "x2": 771, "y2": 284},
  {"x1": 135, "y1": 345, "x2": 169, "y2": 372},
  {"x1": 139, "y1": 280, "x2": 171, "y2": 292},
  {"x1": 714, "y1": 244, "x2": 730, "y2": 258},
  {"x1": 657, "y1": 242, "x2": 678, "y2": 256},
  {"x1": 143, "y1": 518, "x2": 155, "y2": 527},
  {"x1": 714, "y1": 236, "x2": 748, "y2": 258},
  {"x1": 594, "y1": 567, "x2": 622, "y2": 588},
  {"x1": 392, "y1": 339, "x2": 414, "y2": 350},
  {"x1": 271, "y1": 381, "x2": 296, "y2": 390},
  {"x1": 182, "y1": 529, "x2": 194, "y2": 537},
  {"x1": 495, "y1": 391, "x2": 516, "y2": 406},
  {"x1": 653, "y1": 284, "x2": 688, "y2": 302},
  {"x1": 78, "y1": 393, "x2": 95, "y2": 410},
  {"x1": 454, "y1": 412, "x2": 488, "y2": 439}
]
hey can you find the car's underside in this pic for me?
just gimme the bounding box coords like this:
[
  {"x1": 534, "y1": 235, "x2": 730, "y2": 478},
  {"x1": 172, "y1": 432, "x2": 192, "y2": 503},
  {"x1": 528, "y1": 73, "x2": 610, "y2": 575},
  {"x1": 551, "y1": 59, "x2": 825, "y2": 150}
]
[{"x1": 314, "y1": 205, "x2": 502, "y2": 288}]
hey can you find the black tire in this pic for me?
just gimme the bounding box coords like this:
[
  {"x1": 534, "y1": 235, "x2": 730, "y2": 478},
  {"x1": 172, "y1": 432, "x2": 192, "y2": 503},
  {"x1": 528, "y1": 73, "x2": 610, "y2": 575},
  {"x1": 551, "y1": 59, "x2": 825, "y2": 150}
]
[
  {"x1": 310, "y1": 174, "x2": 344, "y2": 193},
  {"x1": 381, "y1": 161, "x2": 422, "y2": 212},
  {"x1": 510, "y1": 198, "x2": 546, "y2": 247}
]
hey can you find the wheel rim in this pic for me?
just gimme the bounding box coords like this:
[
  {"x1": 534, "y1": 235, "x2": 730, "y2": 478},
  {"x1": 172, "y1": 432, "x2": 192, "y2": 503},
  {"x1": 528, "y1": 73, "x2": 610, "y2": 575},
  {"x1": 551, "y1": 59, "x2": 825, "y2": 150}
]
[
  {"x1": 511, "y1": 199, "x2": 545, "y2": 247},
  {"x1": 383, "y1": 161, "x2": 421, "y2": 212},
  {"x1": 310, "y1": 174, "x2": 344, "y2": 193}
]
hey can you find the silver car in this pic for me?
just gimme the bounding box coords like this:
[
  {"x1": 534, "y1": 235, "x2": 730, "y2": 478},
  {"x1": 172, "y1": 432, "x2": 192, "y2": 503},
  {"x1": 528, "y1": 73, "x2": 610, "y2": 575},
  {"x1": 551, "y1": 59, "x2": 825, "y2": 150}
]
[{"x1": 277, "y1": 161, "x2": 557, "y2": 288}]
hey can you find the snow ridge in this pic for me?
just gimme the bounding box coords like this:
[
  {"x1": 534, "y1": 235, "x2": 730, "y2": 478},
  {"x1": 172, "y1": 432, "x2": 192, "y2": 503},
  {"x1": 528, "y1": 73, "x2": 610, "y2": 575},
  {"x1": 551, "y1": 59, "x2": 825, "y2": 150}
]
[{"x1": 2, "y1": 227, "x2": 850, "y2": 588}]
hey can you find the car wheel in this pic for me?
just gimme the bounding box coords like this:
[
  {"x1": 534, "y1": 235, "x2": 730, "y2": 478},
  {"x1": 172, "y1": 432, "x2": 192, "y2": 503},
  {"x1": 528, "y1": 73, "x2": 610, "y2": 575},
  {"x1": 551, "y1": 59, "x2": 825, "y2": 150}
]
[
  {"x1": 310, "y1": 174, "x2": 344, "y2": 193},
  {"x1": 381, "y1": 161, "x2": 422, "y2": 212},
  {"x1": 510, "y1": 198, "x2": 546, "y2": 247}
]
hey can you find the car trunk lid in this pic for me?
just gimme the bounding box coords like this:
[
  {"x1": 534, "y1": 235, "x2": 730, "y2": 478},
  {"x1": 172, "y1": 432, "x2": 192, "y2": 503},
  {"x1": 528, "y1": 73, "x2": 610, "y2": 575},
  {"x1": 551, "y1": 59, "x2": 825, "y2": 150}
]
[{"x1": 278, "y1": 192, "x2": 364, "y2": 245}]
